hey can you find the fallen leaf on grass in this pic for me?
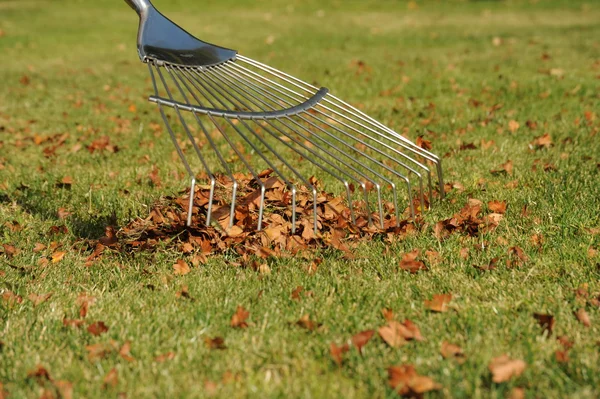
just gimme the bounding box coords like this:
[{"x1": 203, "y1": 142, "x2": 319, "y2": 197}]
[
  {"x1": 378, "y1": 320, "x2": 423, "y2": 348},
  {"x1": 296, "y1": 314, "x2": 321, "y2": 331},
  {"x1": 27, "y1": 365, "x2": 52, "y2": 383},
  {"x1": 555, "y1": 349, "x2": 569, "y2": 363},
  {"x1": 51, "y1": 251, "x2": 66, "y2": 263},
  {"x1": 154, "y1": 352, "x2": 175, "y2": 362},
  {"x1": 63, "y1": 318, "x2": 85, "y2": 328},
  {"x1": 441, "y1": 341, "x2": 466, "y2": 363},
  {"x1": 119, "y1": 341, "x2": 135, "y2": 362},
  {"x1": 530, "y1": 133, "x2": 553, "y2": 150},
  {"x1": 173, "y1": 259, "x2": 191, "y2": 275},
  {"x1": 491, "y1": 160, "x2": 513, "y2": 176},
  {"x1": 54, "y1": 380, "x2": 73, "y2": 399},
  {"x1": 291, "y1": 286, "x2": 303, "y2": 300},
  {"x1": 533, "y1": 313, "x2": 554, "y2": 335},
  {"x1": 85, "y1": 342, "x2": 115, "y2": 362},
  {"x1": 381, "y1": 308, "x2": 395, "y2": 321},
  {"x1": 489, "y1": 355, "x2": 526, "y2": 383},
  {"x1": 575, "y1": 308, "x2": 591, "y2": 327},
  {"x1": 77, "y1": 293, "x2": 96, "y2": 318},
  {"x1": 351, "y1": 330, "x2": 374, "y2": 355},
  {"x1": 508, "y1": 120, "x2": 520, "y2": 133},
  {"x1": 509, "y1": 387, "x2": 526, "y2": 399},
  {"x1": 388, "y1": 364, "x2": 441, "y2": 397},
  {"x1": 424, "y1": 294, "x2": 452, "y2": 312},
  {"x1": 102, "y1": 368, "x2": 118, "y2": 389},
  {"x1": 399, "y1": 249, "x2": 427, "y2": 273},
  {"x1": 205, "y1": 337, "x2": 227, "y2": 350},
  {"x1": 488, "y1": 200, "x2": 507, "y2": 214},
  {"x1": 87, "y1": 321, "x2": 109, "y2": 336},
  {"x1": 330, "y1": 342, "x2": 350, "y2": 367},
  {"x1": 230, "y1": 306, "x2": 249, "y2": 328},
  {"x1": 99, "y1": 226, "x2": 118, "y2": 247},
  {"x1": 28, "y1": 292, "x2": 52, "y2": 306}
]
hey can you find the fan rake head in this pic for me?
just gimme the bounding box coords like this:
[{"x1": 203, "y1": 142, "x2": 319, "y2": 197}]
[{"x1": 125, "y1": 0, "x2": 444, "y2": 233}]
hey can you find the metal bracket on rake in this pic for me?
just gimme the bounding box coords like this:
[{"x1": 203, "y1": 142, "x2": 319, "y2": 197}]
[{"x1": 124, "y1": 0, "x2": 445, "y2": 235}]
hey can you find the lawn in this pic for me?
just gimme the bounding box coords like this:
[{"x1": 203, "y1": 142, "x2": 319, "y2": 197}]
[{"x1": 1, "y1": 0, "x2": 599, "y2": 397}]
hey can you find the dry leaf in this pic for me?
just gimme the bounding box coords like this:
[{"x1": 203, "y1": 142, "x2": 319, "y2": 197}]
[
  {"x1": 399, "y1": 249, "x2": 427, "y2": 273},
  {"x1": 378, "y1": 320, "x2": 422, "y2": 348},
  {"x1": 204, "y1": 336, "x2": 227, "y2": 350},
  {"x1": 173, "y1": 259, "x2": 191, "y2": 275},
  {"x1": 119, "y1": 341, "x2": 135, "y2": 362},
  {"x1": 330, "y1": 342, "x2": 350, "y2": 367},
  {"x1": 388, "y1": 364, "x2": 441, "y2": 397},
  {"x1": 488, "y1": 200, "x2": 507, "y2": 214},
  {"x1": 87, "y1": 321, "x2": 109, "y2": 336},
  {"x1": 230, "y1": 306, "x2": 249, "y2": 328},
  {"x1": 102, "y1": 368, "x2": 118, "y2": 389},
  {"x1": 351, "y1": 330, "x2": 374, "y2": 355},
  {"x1": 154, "y1": 352, "x2": 175, "y2": 362},
  {"x1": 488, "y1": 355, "x2": 526, "y2": 383},
  {"x1": 440, "y1": 341, "x2": 466, "y2": 363},
  {"x1": 51, "y1": 251, "x2": 66, "y2": 263},
  {"x1": 28, "y1": 292, "x2": 52, "y2": 306},
  {"x1": 508, "y1": 120, "x2": 520, "y2": 133},
  {"x1": 533, "y1": 313, "x2": 554, "y2": 335},
  {"x1": 575, "y1": 308, "x2": 591, "y2": 327},
  {"x1": 424, "y1": 294, "x2": 452, "y2": 312},
  {"x1": 296, "y1": 314, "x2": 321, "y2": 331}
]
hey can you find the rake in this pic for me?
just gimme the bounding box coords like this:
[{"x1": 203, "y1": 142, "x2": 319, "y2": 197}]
[{"x1": 124, "y1": 0, "x2": 444, "y2": 233}]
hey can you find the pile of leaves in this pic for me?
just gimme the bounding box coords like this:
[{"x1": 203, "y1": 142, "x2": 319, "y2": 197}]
[{"x1": 112, "y1": 171, "x2": 422, "y2": 259}]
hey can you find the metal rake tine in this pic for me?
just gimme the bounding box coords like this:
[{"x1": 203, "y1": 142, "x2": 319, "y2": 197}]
[{"x1": 148, "y1": 63, "x2": 198, "y2": 226}]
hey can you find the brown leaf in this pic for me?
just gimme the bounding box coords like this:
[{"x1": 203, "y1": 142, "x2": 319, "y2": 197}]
[
  {"x1": 530, "y1": 133, "x2": 552, "y2": 149},
  {"x1": 291, "y1": 286, "x2": 304, "y2": 301},
  {"x1": 54, "y1": 380, "x2": 73, "y2": 399},
  {"x1": 296, "y1": 314, "x2": 321, "y2": 331},
  {"x1": 488, "y1": 355, "x2": 526, "y2": 383},
  {"x1": 533, "y1": 313, "x2": 554, "y2": 335},
  {"x1": 509, "y1": 387, "x2": 526, "y2": 399},
  {"x1": 27, "y1": 365, "x2": 52, "y2": 383},
  {"x1": 440, "y1": 341, "x2": 466, "y2": 363},
  {"x1": 424, "y1": 294, "x2": 452, "y2": 312},
  {"x1": 87, "y1": 321, "x2": 109, "y2": 336},
  {"x1": 204, "y1": 336, "x2": 227, "y2": 350},
  {"x1": 51, "y1": 251, "x2": 66, "y2": 264},
  {"x1": 330, "y1": 342, "x2": 350, "y2": 367},
  {"x1": 77, "y1": 293, "x2": 96, "y2": 318},
  {"x1": 154, "y1": 352, "x2": 175, "y2": 362},
  {"x1": 102, "y1": 368, "x2": 118, "y2": 389},
  {"x1": 381, "y1": 308, "x2": 395, "y2": 321},
  {"x1": 575, "y1": 308, "x2": 591, "y2": 327},
  {"x1": 508, "y1": 120, "x2": 520, "y2": 133},
  {"x1": 99, "y1": 226, "x2": 118, "y2": 246},
  {"x1": 28, "y1": 292, "x2": 52, "y2": 306},
  {"x1": 351, "y1": 330, "x2": 374, "y2": 355},
  {"x1": 63, "y1": 318, "x2": 85, "y2": 328},
  {"x1": 388, "y1": 364, "x2": 441, "y2": 397},
  {"x1": 230, "y1": 306, "x2": 249, "y2": 328},
  {"x1": 399, "y1": 249, "x2": 427, "y2": 273},
  {"x1": 119, "y1": 341, "x2": 135, "y2": 362},
  {"x1": 488, "y1": 200, "x2": 507, "y2": 214},
  {"x1": 491, "y1": 160, "x2": 513, "y2": 176},
  {"x1": 173, "y1": 259, "x2": 191, "y2": 276},
  {"x1": 555, "y1": 350, "x2": 569, "y2": 363},
  {"x1": 378, "y1": 320, "x2": 421, "y2": 348}
]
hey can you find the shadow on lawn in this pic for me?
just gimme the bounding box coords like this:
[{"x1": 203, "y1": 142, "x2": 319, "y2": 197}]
[{"x1": 5, "y1": 186, "x2": 117, "y2": 239}]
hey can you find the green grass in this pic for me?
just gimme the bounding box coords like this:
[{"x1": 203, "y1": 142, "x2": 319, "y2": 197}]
[{"x1": 1, "y1": 0, "x2": 600, "y2": 397}]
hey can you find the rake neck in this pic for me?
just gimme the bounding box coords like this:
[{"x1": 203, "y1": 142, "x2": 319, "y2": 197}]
[{"x1": 125, "y1": 0, "x2": 153, "y2": 16}]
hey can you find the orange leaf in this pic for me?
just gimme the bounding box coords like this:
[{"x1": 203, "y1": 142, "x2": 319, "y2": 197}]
[
  {"x1": 488, "y1": 200, "x2": 507, "y2": 214},
  {"x1": 102, "y1": 368, "x2": 118, "y2": 389},
  {"x1": 351, "y1": 330, "x2": 374, "y2": 355},
  {"x1": 330, "y1": 342, "x2": 349, "y2": 367},
  {"x1": 488, "y1": 355, "x2": 526, "y2": 383},
  {"x1": 388, "y1": 364, "x2": 441, "y2": 396},
  {"x1": 51, "y1": 251, "x2": 66, "y2": 263},
  {"x1": 28, "y1": 292, "x2": 52, "y2": 306},
  {"x1": 154, "y1": 352, "x2": 175, "y2": 362},
  {"x1": 230, "y1": 306, "x2": 249, "y2": 328},
  {"x1": 87, "y1": 321, "x2": 109, "y2": 336},
  {"x1": 119, "y1": 341, "x2": 135, "y2": 362},
  {"x1": 575, "y1": 308, "x2": 591, "y2": 327},
  {"x1": 533, "y1": 313, "x2": 554, "y2": 335},
  {"x1": 441, "y1": 341, "x2": 466, "y2": 363},
  {"x1": 173, "y1": 259, "x2": 191, "y2": 276},
  {"x1": 204, "y1": 336, "x2": 227, "y2": 350},
  {"x1": 424, "y1": 294, "x2": 453, "y2": 312}
]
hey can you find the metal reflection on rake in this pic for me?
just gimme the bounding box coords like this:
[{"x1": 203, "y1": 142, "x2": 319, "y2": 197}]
[{"x1": 124, "y1": 0, "x2": 444, "y2": 233}]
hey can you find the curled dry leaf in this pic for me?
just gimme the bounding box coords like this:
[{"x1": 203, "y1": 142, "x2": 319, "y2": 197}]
[
  {"x1": 330, "y1": 342, "x2": 350, "y2": 367},
  {"x1": 533, "y1": 313, "x2": 554, "y2": 335},
  {"x1": 119, "y1": 341, "x2": 135, "y2": 362},
  {"x1": 378, "y1": 320, "x2": 423, "y2": 348},
  {"x1": 351, "y1": 330, "x2": 374, "y2": 355},
  {"x1": 291, "y1": 286, "x2": 303, "y2": 300},
  {"x1": 99, "y1": 226, "x2": 118, "y2": 246},
  {"x1": 575, "y1": 308, "x2": 591, "y2": 327},
  {"x1": 205, "y1": 336, "x2": 227, "y2": 350},
  {"x1": 230, "y1": 306, "x2": 249, "y2": 328},
  {"x1": 440, "y1": 341, "x2": 466, "y2": 364},
  {"x1": 381, "y1": 308, "x2": 395, "y2": 321},
  {"x1": 154, "y1": 352, "x2": 175, "y2": 362},
  {"x1": 488, "y1": 355, "x2": 526, "y2": 383},
  {"x1": 51, "y1": 251, "x2": 66, "y2": 263},
  {"x1": 173, "y1": 259, "x2": 191, "y2": 276},
  {"x1": 424, "y1": 294, "x2": 452, "y2": 313},
  {"x1": 87, "y1": 321, "x2": 109, "y2": 336},
  {"x1": 399, "y1": 249, "x2": 427, "y2": 273},
  {"x1": 488, "y1": 200, "x2": 507, "y2": 214},
  {"x1": 102, "y1": 368, "x2": 118, "y2": 389},
  {"x1": 28, "y1": 292, "x2": 52, "y2": 306},
  {"x1": 296, "y1": 314, "x2": 321, "y2": 331},
  {"x1": 388, "y1": 364, "x2": 441, "y2": 397}
]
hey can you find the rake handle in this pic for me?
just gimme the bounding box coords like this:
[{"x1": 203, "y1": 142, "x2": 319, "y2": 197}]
[{"x1": 124, "y1": 0, "x2": 153, "y2": 15}]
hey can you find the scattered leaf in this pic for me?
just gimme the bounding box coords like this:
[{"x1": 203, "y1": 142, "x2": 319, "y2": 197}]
[
  {"x1": 173, "y1": 259, "x2": 191, "y2": 276},
  {"x1": 205, "y1": 337, "x2": 227, "y2": 350},
  {"x1": 330, "y1": 342, "x2": 350, "y2": 367},
  {"x1": 230, "y1": 306, "x2": 249, "y2": 328},
  {"x1": 87, "y1": 321, "x2": 109, "y2": 336},
  {"x1": 351, "y1": 330, "x2": 374, "y2": 355},
  {"x1": 441, "y1": 341, "x2": 466, "y2": 364},
  {"x1": 575, "y1": 308, "x2": 591, "y2": 327},
  {"x1": 424, "y1": 294, "x2": 452, "y2": 313},
  {"x1": 102, "y1": 368, "x2": 118, "y2": 389},
  {"x1": 489, "y1": 355, "x2": 526, "y2": 383},
  {"x1": 533, "y1": 313, "x2": 554, "y2": 335},
  {"x1": 388, "y1": 364, "x2": 441, "y2": 397}
]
